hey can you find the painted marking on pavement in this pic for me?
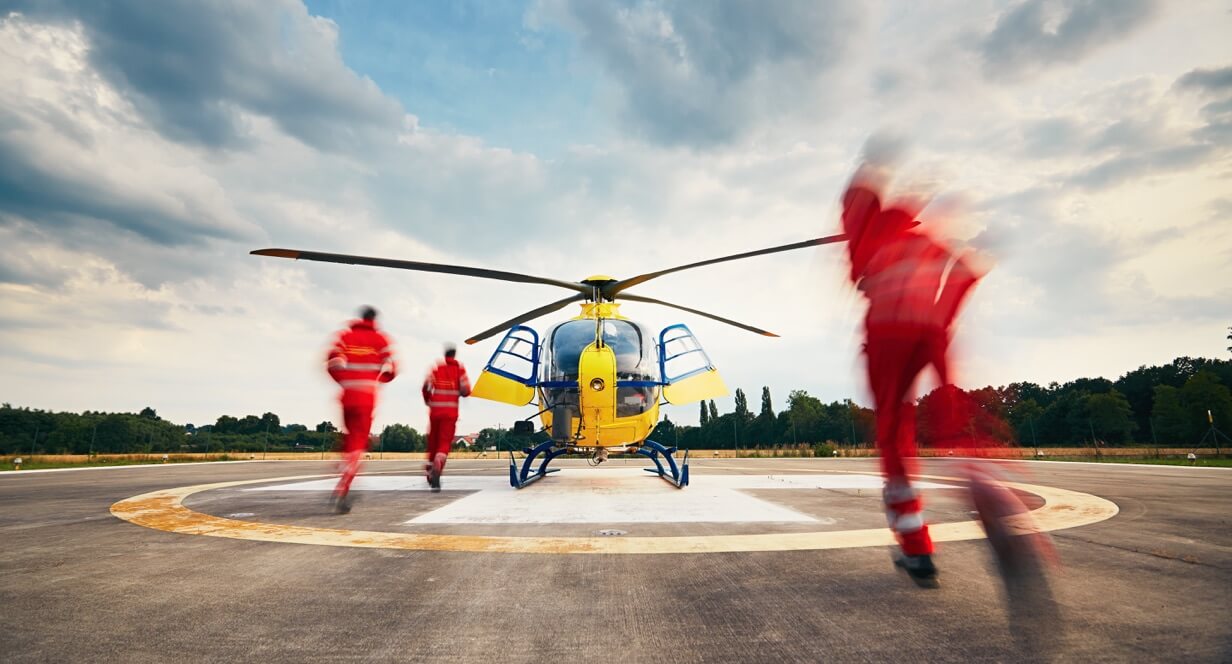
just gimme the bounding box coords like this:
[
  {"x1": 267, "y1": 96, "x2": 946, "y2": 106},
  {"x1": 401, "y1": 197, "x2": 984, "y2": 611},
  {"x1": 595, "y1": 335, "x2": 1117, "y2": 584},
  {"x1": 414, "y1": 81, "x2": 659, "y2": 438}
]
[
  {"x1": 248, "y1": 470, "x2": 954, "y2": 524},
  {"x1": 110, "y1": 470, "x2": 1119, "y2": 554}
]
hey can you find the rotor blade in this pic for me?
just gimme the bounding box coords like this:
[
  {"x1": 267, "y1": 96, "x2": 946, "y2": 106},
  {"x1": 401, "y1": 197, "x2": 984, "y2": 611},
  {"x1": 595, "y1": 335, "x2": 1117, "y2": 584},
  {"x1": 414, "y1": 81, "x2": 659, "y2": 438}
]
[
  {"x1": 618, "y1": 293, "x2": 779, "y2": 338},
  {"x1": 251, "y1": 248, "x2": 591, "y2": 295},
  {"x1": 464, "y1": 294, "x2": 587, "y2": 345},
  {"x1": 605, "y1": 233, "x2": 848, "y2": 297}
]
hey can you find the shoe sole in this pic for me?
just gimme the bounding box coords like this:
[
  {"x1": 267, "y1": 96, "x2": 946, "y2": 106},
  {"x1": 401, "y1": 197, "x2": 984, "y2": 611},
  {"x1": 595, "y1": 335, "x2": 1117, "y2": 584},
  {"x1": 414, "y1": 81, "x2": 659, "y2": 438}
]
[{"x1": 894, "y1": 559, "x2": 940, "y2": 589}]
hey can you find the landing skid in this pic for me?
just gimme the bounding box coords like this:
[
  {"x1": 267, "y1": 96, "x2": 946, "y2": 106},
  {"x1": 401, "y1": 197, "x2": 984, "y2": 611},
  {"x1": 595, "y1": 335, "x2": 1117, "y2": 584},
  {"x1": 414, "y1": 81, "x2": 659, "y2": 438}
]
[
  {"x1": 509, "y1": 440, "x2": 569, "y2": 489},
  {"x1": 636, "y1": 439, "x2": 689, "y2": 488}
]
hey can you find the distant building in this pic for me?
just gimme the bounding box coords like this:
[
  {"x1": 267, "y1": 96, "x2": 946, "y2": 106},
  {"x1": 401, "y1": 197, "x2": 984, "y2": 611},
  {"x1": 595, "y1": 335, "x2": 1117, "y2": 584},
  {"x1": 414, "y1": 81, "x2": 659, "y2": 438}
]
[{"x1": 452, "y1": 433, "x2": 479, "y2": 449}]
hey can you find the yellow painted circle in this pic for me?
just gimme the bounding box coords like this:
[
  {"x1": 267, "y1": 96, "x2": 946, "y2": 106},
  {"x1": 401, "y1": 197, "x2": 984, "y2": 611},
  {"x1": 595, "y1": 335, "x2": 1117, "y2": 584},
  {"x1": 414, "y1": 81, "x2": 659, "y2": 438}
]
[{"x1": 109, "y1": 472, "x2": 1118, "y2": 554}]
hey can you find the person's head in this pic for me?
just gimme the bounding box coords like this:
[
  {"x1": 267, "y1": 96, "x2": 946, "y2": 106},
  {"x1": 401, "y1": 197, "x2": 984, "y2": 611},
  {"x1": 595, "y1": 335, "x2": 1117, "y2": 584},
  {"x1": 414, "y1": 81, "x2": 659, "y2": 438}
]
[
  {"x1": 358, "y1": 306, "x2": 378, "y2": 322},
  {"x1": 443, "y1": 342, "x2": 457, "y2": 359}
]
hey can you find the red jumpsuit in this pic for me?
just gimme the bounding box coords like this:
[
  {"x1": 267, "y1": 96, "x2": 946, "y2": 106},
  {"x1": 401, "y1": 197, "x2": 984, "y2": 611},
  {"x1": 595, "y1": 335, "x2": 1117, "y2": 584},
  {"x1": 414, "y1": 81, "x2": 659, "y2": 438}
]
[
  {"x1": 843, "y1": 182, "x2": 981, "y2": 557},
  {"x1": 326, "y1": 319, "x2": 396, "y2": 499},
  {"x1": 422, "y1": 356, "x2": 471, "y2": 477}
]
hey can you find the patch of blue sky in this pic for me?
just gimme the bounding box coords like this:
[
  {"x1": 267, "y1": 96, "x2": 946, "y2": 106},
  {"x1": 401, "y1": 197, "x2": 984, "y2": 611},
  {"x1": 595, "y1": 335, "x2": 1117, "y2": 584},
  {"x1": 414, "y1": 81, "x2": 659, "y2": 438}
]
[{"x1": 304, "y1": 0, "x2": 602, "y2": 156}]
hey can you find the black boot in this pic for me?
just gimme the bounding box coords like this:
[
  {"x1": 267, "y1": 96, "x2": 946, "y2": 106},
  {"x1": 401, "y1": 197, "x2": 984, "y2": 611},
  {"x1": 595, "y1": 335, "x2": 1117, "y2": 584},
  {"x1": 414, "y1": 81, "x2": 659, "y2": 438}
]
[{"x1": 893, "y1": 552, "x2": 940, "y2": 588}]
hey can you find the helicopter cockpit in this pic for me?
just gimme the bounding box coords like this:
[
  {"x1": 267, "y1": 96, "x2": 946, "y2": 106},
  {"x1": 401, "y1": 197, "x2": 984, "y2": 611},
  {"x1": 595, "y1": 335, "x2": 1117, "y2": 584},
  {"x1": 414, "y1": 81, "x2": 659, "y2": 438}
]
[{"x1": 540, "y1": 318, "x2": 660, "y2": 417}]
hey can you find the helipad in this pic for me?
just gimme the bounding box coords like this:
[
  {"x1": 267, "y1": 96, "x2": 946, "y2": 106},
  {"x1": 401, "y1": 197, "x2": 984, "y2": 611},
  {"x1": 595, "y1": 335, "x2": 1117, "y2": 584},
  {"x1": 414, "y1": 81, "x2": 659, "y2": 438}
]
[{"x1": 110, "y1": 467, "x2": 1118, "y2": 554}]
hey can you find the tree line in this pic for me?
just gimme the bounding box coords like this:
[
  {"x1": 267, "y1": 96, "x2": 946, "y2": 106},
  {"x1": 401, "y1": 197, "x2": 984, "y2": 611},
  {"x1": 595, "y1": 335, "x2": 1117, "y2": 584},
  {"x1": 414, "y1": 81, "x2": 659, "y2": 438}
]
[
  {"x1": 0, "y1": 405, "x2": 433, "y2": 455},
  {"x1": 649, "y1": 355, "x2": 1231, "y2": 450},
  {"x1": 2, "y1": 354, "x2": 1229, "y2": 455}
]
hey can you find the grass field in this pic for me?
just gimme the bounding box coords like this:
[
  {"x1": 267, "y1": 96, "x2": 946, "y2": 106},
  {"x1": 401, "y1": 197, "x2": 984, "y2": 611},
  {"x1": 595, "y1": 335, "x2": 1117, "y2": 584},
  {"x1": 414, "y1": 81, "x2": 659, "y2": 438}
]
[
  {"x1": 1, "y1": 456, "x2": 237, "y2": 472},
  {"x1": 1033, "y1": 456, "x2": 1232, "y2": 468}
]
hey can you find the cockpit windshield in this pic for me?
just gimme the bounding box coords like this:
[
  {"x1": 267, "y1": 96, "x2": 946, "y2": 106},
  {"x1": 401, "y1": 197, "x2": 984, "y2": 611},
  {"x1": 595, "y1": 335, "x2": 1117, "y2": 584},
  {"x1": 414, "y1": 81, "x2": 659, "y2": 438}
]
[{"x1": 540, "y1": 318, "x2": 660, "y2": 417}]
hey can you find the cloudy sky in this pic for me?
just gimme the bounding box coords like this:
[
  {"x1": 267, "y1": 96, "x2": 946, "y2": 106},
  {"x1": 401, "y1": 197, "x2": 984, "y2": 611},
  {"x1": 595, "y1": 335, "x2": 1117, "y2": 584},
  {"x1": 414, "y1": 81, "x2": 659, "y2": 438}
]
[{"x1": 1, "y1": 0, "x2": 1229, "y2": 434}]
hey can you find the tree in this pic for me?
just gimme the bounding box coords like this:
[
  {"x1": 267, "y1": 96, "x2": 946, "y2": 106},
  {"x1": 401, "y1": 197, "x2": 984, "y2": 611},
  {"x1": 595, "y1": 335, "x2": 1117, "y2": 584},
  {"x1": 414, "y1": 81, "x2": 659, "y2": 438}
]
[
  {"x1": 749, "y1": 386, "x2": 778, "y2": 445},
  {"x1": 734, "y1": 389, "x2": 751, "y2": 422},
  {"x1": 1084, "y1": 390, "x2": 1135, "y2": 445},
  {"x1": 708, "y1": 400, "x2": 719, "y2": 421},
  {"x1": 699, "y1": 401, "x2": 709, "y2": 426},
  {"x1": 650, "y1": 416, "x2": 676, "y2": 444},
  {"x1": 139, "y1": 407, "x2": 158, "y2": 420},
  {"x1": 215, "y1": 415, "x2": 239, "y2": 434},
  {"x1": 380, "y1": 424, "x2": 423, "y2": 452},
  {"x1": 259, "y1": 412, "x2": 281, "y2": 433},
  {"x1": 315, "y1": 421, "x2": 337, "y2": 433},
  {"x1": 1227, "y1": 326, "x2": 1231, "y2": 354},
  {"x1": 1151, "y1": 385, "x2": 1186, "y2": 444},
  {"x1": 1180, "y1": 370, "x2": 1232, "y2": 441}
]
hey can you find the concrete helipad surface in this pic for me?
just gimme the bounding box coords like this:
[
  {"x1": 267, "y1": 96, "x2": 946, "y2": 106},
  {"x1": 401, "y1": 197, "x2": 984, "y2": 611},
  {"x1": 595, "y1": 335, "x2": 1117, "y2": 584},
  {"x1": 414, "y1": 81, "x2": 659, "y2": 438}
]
[{"x1": 2, "y1": 457, "x2": 1230, "y2": 662}]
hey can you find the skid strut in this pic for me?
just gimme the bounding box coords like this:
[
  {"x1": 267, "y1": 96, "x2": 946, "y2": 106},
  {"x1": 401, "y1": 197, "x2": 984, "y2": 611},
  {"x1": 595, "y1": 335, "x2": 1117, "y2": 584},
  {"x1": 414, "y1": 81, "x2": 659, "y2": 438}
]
[
  {"x1": 636, "y1": 440, "x2": 689, "y2": 488},
  {"x1": 509, "y1": 440, "x2": 568, "y2": 488}
]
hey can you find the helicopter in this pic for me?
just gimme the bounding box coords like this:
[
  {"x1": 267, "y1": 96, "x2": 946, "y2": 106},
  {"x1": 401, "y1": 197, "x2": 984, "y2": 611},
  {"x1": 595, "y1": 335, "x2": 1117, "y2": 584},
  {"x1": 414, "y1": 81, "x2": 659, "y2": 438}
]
[{"x1": 252, "y1": 232, "x2": 846, "y2": 488}]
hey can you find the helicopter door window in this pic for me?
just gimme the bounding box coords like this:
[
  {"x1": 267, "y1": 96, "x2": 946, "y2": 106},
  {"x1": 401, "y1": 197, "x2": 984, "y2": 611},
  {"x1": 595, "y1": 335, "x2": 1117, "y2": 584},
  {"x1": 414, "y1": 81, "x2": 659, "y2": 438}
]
[
  {"x1": 485, "y1": 326, "x2": 538, "y2": 384},
  {"x1": 660, "y1": 324, "x2": 714, "y2": 383}
]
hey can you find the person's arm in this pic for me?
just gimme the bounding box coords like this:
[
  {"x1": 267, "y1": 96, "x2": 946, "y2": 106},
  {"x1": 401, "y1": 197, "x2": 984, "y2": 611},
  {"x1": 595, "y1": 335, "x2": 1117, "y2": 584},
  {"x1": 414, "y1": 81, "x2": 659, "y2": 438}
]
[
  {"x1": 934, "y1": 251, "x2": 982, "y2": 333},
  {"x1": 378, "y1": 336, "x2": 397, "y2": 383},
  {"x1": 326, "y1": 335, "x2": 346, "y2": 384},
  {"x1": 458, "y1": 366, "x2": 472, "y2": 398},
  {"x1": 422, "y1": 370, "x2": 434, "y2": 405}
]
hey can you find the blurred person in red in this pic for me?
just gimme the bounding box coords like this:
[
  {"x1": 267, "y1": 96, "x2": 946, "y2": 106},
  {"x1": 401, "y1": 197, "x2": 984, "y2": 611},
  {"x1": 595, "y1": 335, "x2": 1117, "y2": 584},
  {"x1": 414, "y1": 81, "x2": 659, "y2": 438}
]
[
  {"x1": 841, "y1": 161, "x2": 1061, "y2": 654},
  {"x1": 422, "y1": 343, "x2": 470, "y2": 491},
  {"x1": 841, "y1": 164, "x2": 984, "y2": 587},
  {"x1": 326, "y1": 306, "x2": 397, "y2": 513}
]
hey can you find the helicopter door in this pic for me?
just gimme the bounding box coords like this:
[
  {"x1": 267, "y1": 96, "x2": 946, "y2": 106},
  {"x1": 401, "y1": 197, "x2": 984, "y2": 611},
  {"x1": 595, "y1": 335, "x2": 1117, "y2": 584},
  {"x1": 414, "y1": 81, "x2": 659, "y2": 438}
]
[
  {"x1": 659, "y1": 324, "x2": 728, "y2": 404},
  {"x1": 470, "y1": 325, "x2": 539, "y2": 406}
]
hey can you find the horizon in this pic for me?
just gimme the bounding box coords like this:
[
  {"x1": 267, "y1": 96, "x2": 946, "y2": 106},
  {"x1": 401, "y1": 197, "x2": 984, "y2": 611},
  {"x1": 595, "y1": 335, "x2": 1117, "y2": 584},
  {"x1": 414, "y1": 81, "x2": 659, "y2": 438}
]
[{"x1": 1, "y1": 2, "x2": 1230, "y2": 434}]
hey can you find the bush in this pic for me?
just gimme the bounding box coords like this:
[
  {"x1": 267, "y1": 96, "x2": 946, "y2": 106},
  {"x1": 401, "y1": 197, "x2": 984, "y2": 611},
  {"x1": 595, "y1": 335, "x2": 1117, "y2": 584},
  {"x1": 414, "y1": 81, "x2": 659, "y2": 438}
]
[{"x1": 812, "y1": 442, "x2": 837, "y2": 457}]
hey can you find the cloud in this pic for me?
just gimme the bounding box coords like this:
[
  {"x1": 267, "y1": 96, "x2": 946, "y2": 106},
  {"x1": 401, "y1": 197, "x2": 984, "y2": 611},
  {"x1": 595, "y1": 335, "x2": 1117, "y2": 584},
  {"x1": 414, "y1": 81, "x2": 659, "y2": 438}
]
[
  {"x1": 1175, "y1": 64, "x2": 1232, "y2": 144},
  {"x1": 4, "y1": 1, "x2": 404, "y2": 151},
  {"x1": 980, "y1": 0, "x2": 1159, "y2": 79},
  {"x1": 0, "y1": 15, "x2": 261, "y2": 256},
  {"x1": 534, "y1": 0, "x2": 862, "y2": 147},
  {"x1": 1175, "y1": 65, "x2": 1232, "y2": 94}
]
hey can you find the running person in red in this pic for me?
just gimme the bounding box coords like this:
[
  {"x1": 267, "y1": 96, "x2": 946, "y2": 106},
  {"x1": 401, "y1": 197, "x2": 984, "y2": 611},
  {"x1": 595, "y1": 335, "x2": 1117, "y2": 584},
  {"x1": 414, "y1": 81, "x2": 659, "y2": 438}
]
[
  {"x1": 422, "y1": 343, "x2": 470, "y2": 491},
  {"x1": 326, "y1": 306, "x2": 397, "y2": 513},
  {"x1": 841, "y1": 166, "x2": 982, "y2": 587}
]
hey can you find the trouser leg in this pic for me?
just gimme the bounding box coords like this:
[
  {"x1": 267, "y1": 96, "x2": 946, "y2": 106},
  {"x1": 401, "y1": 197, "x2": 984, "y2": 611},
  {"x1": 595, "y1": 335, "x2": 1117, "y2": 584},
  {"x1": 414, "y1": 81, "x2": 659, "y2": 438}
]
[
  {"x1": 336, "y1": 405, "x2": 372, "y2": 497},
  {"x1": 428, "y1": 416, "x2": 456, "y2": 474},
  {"x1": 867, "y1": 333, "x2": 935, "y2": 556}
]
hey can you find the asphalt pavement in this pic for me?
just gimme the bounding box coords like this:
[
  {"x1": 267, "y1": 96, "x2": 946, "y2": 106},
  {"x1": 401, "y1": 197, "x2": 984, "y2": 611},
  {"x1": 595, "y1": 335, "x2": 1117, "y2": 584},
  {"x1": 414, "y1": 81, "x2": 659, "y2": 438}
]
[{"x1": 1, "y1": 457, "x2": 1229, "y2": 663}]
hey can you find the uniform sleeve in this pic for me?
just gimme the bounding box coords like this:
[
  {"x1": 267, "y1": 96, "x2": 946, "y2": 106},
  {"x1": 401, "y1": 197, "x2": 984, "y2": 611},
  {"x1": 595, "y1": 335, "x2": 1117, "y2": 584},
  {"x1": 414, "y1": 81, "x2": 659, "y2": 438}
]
[
  {"x1": 326, "y1": 333, "x2": 347, "y2": 383},
  {"x1": 458, "y1": 365, "x2": 472, "y2": 397},
  {"x1": 422, "y1": 368, "x2": 434, "y2": 405},
  {"x1": 934, "y1": 251, "x2": 981, "y2": 331},
  {"x1": 377, "y1": 334, "x2": 397, "y2": 383}
]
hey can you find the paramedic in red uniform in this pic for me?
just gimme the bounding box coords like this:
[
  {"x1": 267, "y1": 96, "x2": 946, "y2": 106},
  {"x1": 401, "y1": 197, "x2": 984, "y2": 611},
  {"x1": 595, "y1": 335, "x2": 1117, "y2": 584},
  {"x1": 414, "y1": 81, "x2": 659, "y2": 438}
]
[
  {"x1": 422, "y1": 343, "x2": 470, "y2": 491},
  {"x1": 841, "y1": 166, "x2": 982, "y2": 587},
  {"x1": 326, "y1": 306, "x2": 396, "y2": 513}
]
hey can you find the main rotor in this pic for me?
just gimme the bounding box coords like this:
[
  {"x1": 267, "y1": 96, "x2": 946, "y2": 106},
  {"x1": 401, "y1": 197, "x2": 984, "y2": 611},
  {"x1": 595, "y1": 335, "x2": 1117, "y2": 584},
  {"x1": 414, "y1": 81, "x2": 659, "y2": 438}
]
[{"x1": 252, "y1": 233, "x2": 847, "y2": 345}]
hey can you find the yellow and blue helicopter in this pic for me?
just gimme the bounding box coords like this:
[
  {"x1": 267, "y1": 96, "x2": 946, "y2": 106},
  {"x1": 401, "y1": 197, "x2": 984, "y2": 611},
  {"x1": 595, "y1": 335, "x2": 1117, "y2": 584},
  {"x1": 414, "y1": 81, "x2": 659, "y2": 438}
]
[{"x1": 253, "y1": 233, "x2": 845, "y2": 488}]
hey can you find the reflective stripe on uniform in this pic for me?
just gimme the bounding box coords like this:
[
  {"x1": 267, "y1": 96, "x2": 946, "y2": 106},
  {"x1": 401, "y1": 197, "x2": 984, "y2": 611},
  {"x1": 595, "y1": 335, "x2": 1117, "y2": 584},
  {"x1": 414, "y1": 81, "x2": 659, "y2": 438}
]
[
  {"x1": 893, "y1": 512, "x2": 925, "y2": 533},
  {"x1": 883, "y1": 482, "x2": 918, "y2": 504},
  {"x1": 344, "y1": 363, "x2": 386, "y2": 371},
  {"x1": 339, "y1": 379, "x2": 378, "y2": 390}
]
